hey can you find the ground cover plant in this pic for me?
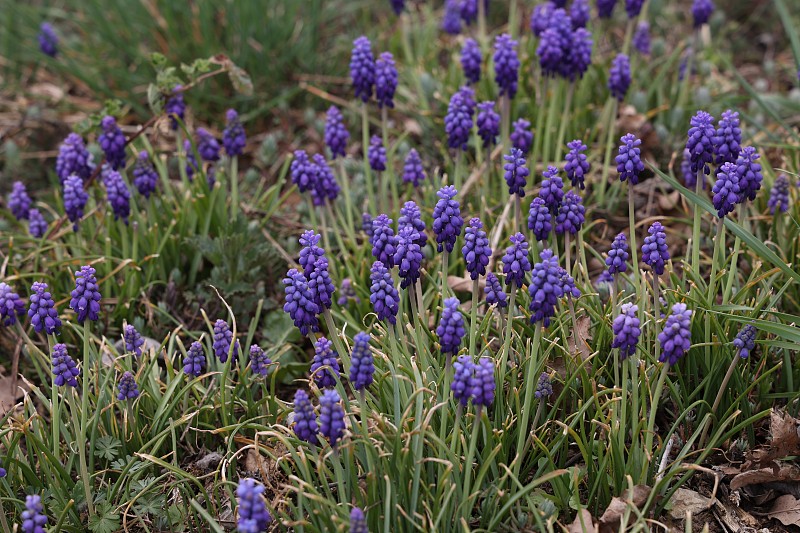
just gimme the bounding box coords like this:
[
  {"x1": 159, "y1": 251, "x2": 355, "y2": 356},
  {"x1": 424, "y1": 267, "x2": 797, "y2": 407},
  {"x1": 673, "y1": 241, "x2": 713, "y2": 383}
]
[{"x1": 1, "y1": 0, "x2": 800, "y2": 531}]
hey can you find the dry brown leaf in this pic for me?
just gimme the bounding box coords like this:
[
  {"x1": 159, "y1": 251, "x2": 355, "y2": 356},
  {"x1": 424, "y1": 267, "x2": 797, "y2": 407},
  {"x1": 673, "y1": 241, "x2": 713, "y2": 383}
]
[
  {"x1": 731, "y1": 464, "x2": 800, "y2": 490},
  {"x1": 567, "y1": 315, "x2": 593, "y2": 361},
  {"x1": 598, "y1": 485, "x2": 651, "y2": 533},
  {"x1": 767, "y1": 494, "x2": 800, "y2": 526},
  {"x1": 668, "y1": 488, "x2": 712, "y2": 519},
  {"x1": 657, "y1": 190, "x2": 681, "y2": 211},
  {"x1": 0, "y1": 374, "x2": 29, "y2": 416},
  {"x1": 746, "y1": 409, "x2": 800, "y2": 468},
  {"x1": 447, "y1": 275, "x2": 484, "y2": 293},
  {"x1": 569, "y1": 509, "x2": 597, "y2": 533}
]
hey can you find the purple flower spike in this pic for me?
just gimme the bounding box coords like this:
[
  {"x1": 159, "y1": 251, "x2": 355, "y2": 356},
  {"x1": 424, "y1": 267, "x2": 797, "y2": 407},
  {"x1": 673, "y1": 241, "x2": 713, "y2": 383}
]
[
  {"x1": 452, "y1": 355, "x2": 475, "y2": 405},
  {"x1": 9, "y1": 181, "x2": 32, "y2": 220},
  {"x1": 470, "y1": 357, "x2": 495, "y2": 408},
  {"x1": 528, "y1": 197, "x2": 553, "y2": 242},
  {"x1": 494, "y1": 34, "x2": 520, "y2": 99},
  {"x1": 606, "y1": 233, "x2": 630, "y2": 275},
  {"x1": 319, "y1": 389, "x2": 346, "y2": 447},
  {"x1": 555, "y1": 190, "x2": 585, "y2": 235},
  {"x1": 712, "y1": 162, "x2": 742, "y2": 218},
  {"x1": 570, "y1": 0, "x2": 590, "y2": 28},
  {"x1": 625, "y1": 0, "x2": 644, "y2": 18},
  {"x1": 502, "y1": 233, "x2": 532, "y2": 288},
  {"x1": 535, "y1": 373, "x2": 553, "y2": 399},
  {"x1": 369, "y1": 261, "x2": 399, "y2": 324},
  {"x1": 437, "y1": 297, "x2": 466, "y2": 355},
  {"x1": 249, "y1": 344, "x2": 271, "y2": 377},
  {"x1": 350, "y1": 508, "x2": 368, "y2": 533},
  {"x1": 462, "y1": 218, "x2": 491, "y2": 281},
  {"x1": 394, "y1": 225, "x2": 423, "y2": 289},
  {"x1": 680, "y1": 149, "x2": 696, "y2": 188},
  {"x1": 283, "y1": 269, "x2": 320, "y2": 336},
  {"x1": 713, "y1": 110, "x2": 741, "y2": 166},
  {"x1": 612, "y1": 303, "x2": 641, "y2": 359},
  {"x1": 368, "y1": 135, "x2": 387, "y2": 172},
  {"x1": 124, "y1": 324, "x2": 144, "y2": 357},
  {"x1": 658, "y1": 304, "x2": 693, "y2": 365},
  {"x1": 735, "y1": 147, "x2": 763, "y2": 203},
  {"x1": 477, "y1": 101, "x2": 500, "y2": 148},
  {"x1": 527, "y1": 249, "x2": 563, "y2": 327},
  {"x1": 52, "y1": 343, "x2": 80, "y2": 387},
  {"x1": 445, "y1": 88, "x2": 475, "y2": 151},
  {"x1": 641, "y1": 221, "x2": 669, "y2": 275},
  {"x1": 22, "y1": 494, "x2": 48, "y2": 533},
  {"x1": 310, "y1": 154, "x2": 340, "y2": 206},
  {"x1": 70, "y1": 266, "x2": 101, "y2": 323},
  {"x1": 310, "y1": 337, "x2": 340, "y2": 389},
  {"x1": 511, "y1": 119, "x2": 533, "y2": 156},
  {"x1": 768, "y1": 175, "x2": 790, "y2": 214},
  {"x1": 608, "y1": 53, "x2": 631, "y2": 101},
  {"x1": 503, "y1": 148, "x2": 529, "y2": 197},
  {"x1": 293, "y1": 389, "x2": 319, "y2": 444},
  {"x1": 350, "y1": 36, "x2": 376, "y2": 102},
  {"x1": 442, "y1": 0, "x2": 462, "y2": 34},
  {"x1": 183, "y1": 139, "x2": 199, "y2": 181},
  {"x1": 223, "y1": 109, "x2": 246, "y2": 157},
  {"x1": 538, "y1": 28, "x2": 566, "y2": 78},
  {"x1": 39, "y1": 23, "x2": 58, "y2": 57},
  {"x1": 371, "y1": 214, "x2": 398, "y2": 267},
  {"x1": 686, "y1": 110, "x2": 716, "y2": 179},
  {"x1": 390, "y1": 0, "x2": 405, "y2": 14},
  {"x1": 183, "y1": 341, "x2": 206, "y2": 377},
  {"x1": 432, "y1": 185, "x2": 463, "y2": 253},
  {"x1": 309, "y1": 256, "x2": 335, "y2": 310},
  {"x1": 165, "y1": 86, "x2": 186, "y2": 130},
  {"x1": 566, "y1": 28, "x2": 593, "y2": 81},
  {"x1": 132, "y1": 151, "x2": 158, "y2": 198},
  {"x1": 337, "y1": 278, "x2": 359, "y2": 306},
  {"x1": 28, "y1": 282, "x2": 61, "y2": 335},
  {"x1": 399, "y1": 200, "x2": 428, "y2": 248},
  {"x1": 616, "y1": 133, "x2": 645, "y2": 185},
  {"x1": 99, "y1": 116, "x2": 126, "y2": 170},
  {"x1": 103, "y1": 170, "x2": 131, "y2": 224},
  {"x1": 362, "y1": 213, "x2": 374, "y2": 238},
  {"x1": 236, "y1": 479, "x2": 272, "y2": 532},
  {"x1": 196, "y1": 128, "x2": 220, "y2": 163},
  {"x1": 633, "y1": 22, "x2": 651, "y2": 55},
  {"x1": 299, "y1": 230, "x2": 325, "y2": 277},
  {"x1": 484, "y1": 272, "x2": 508, "y2": 308},
  {"x1": 349, "y1": 332, "x2": 374, "y2": 391},
  {"x1": 461, "y1": 38, "x2": 482, "y2": 84},
  {"x1": 117, "y1": 371, "x2": 140, "y2": 400},
  {"x1": 375, "y1": 52, "x2": 398, "y2": 109},
  {"x1": 0, "y1": 283, "x2": 25, "y2": 326},
  {"x1": 56, "y1": 133, "x2": 94, "y2": 183},
  {"x1": 692, "y1": 0, "x2": 714, "y2": 27},
  {"x1": 213, "y1": 319, "x2": 240, "y2": 363},
  {"x1": 402, "y1": 149, "x2": 426, "y2": 187},
  {"x1": 460, "y1": 0, "x2": 478, "y2": 24},
  {"x1": 564, "y1": 140, "x2": 590, "y2": 190},
  {"x1": 597, "y1": 0, "x2": 617, "y2": 18},
  {"x1": 530, "y1": 2, "x2": 556, "y2": 36},
  {"x1": 733, "y1": 324, "x2": 757, "y2": 359},
  {"x1": 538, "y1": 166, "x2": 565, "y2": 214},
  {"x1": 324, "y1": 106, "x2": 349, "y2": 159}
]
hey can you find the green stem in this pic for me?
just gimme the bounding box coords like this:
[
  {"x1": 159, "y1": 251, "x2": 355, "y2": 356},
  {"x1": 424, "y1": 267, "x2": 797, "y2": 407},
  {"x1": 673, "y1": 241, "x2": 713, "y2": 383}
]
[
  {"x1": 362, "y1": 103, "x2": 376, "y2": 213},
  {"x1": 691, "y1": 172, "x2": 703, "y2": 280},
  {"x1": 442, "y1": 252, "x2": 449, "y2": 302},
  {"x1": 645, "y1": 364, "x2": 669, "y2": 481},
  {"x1": 498, "y1": 284, "x2": 517, "y2": 420},
  {"x1": 230, "y1": 156, "x2": 239, "y2": 222},
  {"x1": 513, "y1": 326, "x2": 542, "y2": 480},
  {"x1": 461, "y1": 408, "x2": 483, "y2": 521},
  {"x1": 628, "y1": 186, "x2": 640, "y2": 299},
  {"x1": 598, "y1": 99, "x2": 619, "y2": 206},
  {"x1": 337, "y1": 159, "x2": 356, "y2": 243},
  {"x1": 77, "y1": 321, "x2": 94, "y2": 516},
  {"x1": 470, "y1": 280, "x2": 479, "y2": 356},
  {"x1": 698, "y1": 356, "x2": 738, "y2": 449},
  {"x1": 554, "y1": 84, "x2": 575, "y2": 162}
]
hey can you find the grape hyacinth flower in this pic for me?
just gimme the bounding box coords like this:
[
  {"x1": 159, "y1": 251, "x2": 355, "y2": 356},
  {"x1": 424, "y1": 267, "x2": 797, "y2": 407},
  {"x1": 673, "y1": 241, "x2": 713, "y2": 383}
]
[
  {"x1": 196, "y1": 128, "x2": 220, "y2": 162},
  {"x1": 28, "y1": 282, "x2": 61, "y2": 335},
  {"x1": 538, "y1": 166, "x2": 565, "y2": 214},
  {"x1": 310, "y1": 154, "x2": 340, "y2": 206},
  {"x1": 56, "y1": 133, "x2": 93, "y2": 183},
  {"x1": 597, "y1": 269, "x2": 614, "y2": 287},
  {"x1": 768, "y1": 175, "x2": 790, "y2": 214},
  {"x1": 319, "y1": 389, "x2": 346, "y2": 448},
  {"x1": 298, "y1": 230, "x2": 325, "y2": 277},
  {"x1": 633, "y1": 22, "x2": 651, "y2": 55},
  {"x1": 597, "y1": 0, "x2": 617, "y2": 18},
  {"x1": 442, "y1": 0, "x2": 462, "y2": 34},
  {"x1": 535, "y1": 373, "x2": 553, "y2": 399},
  {"x1": 8, "y1": 181, "x2": 32, "y2": 220},
  {"x1": 132, "y1": 151, "x2": 158, "y2": 198},
  {"x1": 686, "y1": 110, "x2": 716, "y2": 181},
  {"x1": 564, "y1": 140, "x2": 590, "y2": 190},
  {"x1": 605, "y1": 233, "x2": 630, "y2": 275},
  {"x1": 249, "y1": 345, "x2": 271, "y2": 377},
  {"x1": 502, "y1": 233, "x2": 532, "y2": 288},
  {"x1": 371, "y1": 214, "x2": 397, "y2": 267},
  {"x1": 349, "y1": 332, "x2": 374, "y2": 391},
  {"x1": 293, "y1": 389, "x2": 319, "y2": 444},
  {"x1": 658, "y1": 304, "x2": 693, "y2": 365},
  {"x1": 680, "y1": 149, "x2": 696, "y2": 187},
  {"x1": 452, "y1": 355, "x2": 475, "y2": 405},
  {"x1": 350, "y1": 36, "x2": 375, "y2": 102},
  {"x1": 462, "y1": 218, "x2": 491, "y2": 280},
  {"x1": 471, "y1": 357, "x2": 495, "y2": 408},
  {"x1": 183, "y1": 341, "x2": 206, "y2": 377},
  {"x1": 310, "y1": 337, "x2": 340, "y2": 389},
  {"x1": 733, "y1": 324, "x2": 757, "y2": 359},
  {"x1": 99, "y1": 116, "x2": 126, "y2": 169},
  {"x1": 51, "y1": 343, "x2": 80, "y2": 387},
  {"x1": 165, "y1": 86, "x2": 186, "y2": 130},
  {"x1": 103, "y1": 169, "x2": 131, "y2": 224},
  {"x1": 390, "y1": 0, "x2": 405, "y2": 14},
  {"x1": 624, "y1": 0, "x2": 644, "y2": 18},
  {"x1": 0, "y1": 283, "x2": 25, "y2": 326},
  {"x1": 713, "y1": 109, "x2": 741, "y2": 165},
  {"x1": 460, "y1": 0, "x2": 478, "y2": 25},
  {"x1": 494, "y1": 34, "x2": 520, "y2": 99},
  {"x1": 362, "y1": 213, "x2": 374, "y2": 238},
  {"x1": 236, "y1": 478, "x2": 272, "y2": 532},
  {"x1": 398, "y1": 200, "x2": 427, "y2": 248},
  {"x1": 537, "y1": 26, "x2": 566, "y2": 78},
  {"x1": 611, "y1": 303, "x2": 641, "y2": 359},
  {"x1": 22, "y1": 494, "x2": 47, "y2": 533},
  {"x1": 432, "y1": 185, "x2": 463, "y2": 253},
  {"x1": 503, "y1": 148, "x2": 529, "y2": 197},
  {"x1": 402, "y1": 149, "x2": 426, "y2": 187},
  {"x1": 477, "y1": 101, "x2": 500, "y2": 148},
  {"x1": 283, "y1": 269, "x2": 320, "y2": 336},
  {"x1": 375, "y1": 52, "x2": 398, "y2": 109},
  {"x1": 735, "y1": 147, "x2": 763, "y2": 203},
  {"x1": 369, "y1": 261, "x2": 399, "y2": 324},
  {"x1": 70, "y1": 265, "x2": 101, "y2": 323},
  {"x1": 394, "y1": 225, "x2": 423, "y2": 289},
  {"x1": 368, "y1": 135, "x2": 386, "y2": 172},
  {"x1": 38, "y1": 23, "x2": 58, "y2": 57},
  {"x1": 222, "y1": 109, "x2": 246, "y2": 157},
  {"x1": 565, "y1": 28, "x2": 593, "y2": 81},
  {"x1": 528, "y1": 249, "x2": 563, "y2": 327},
  {"x1": 350, "y1": 508, "x2": 368, "y2": 533},
  {"x1": 437, "y1": 297, "x2": 466, "y2": 355},
  {"x1": 183, "y1": 139, "x2": 199, "y2": 181},
  {"x1": 641, "y1": 221, "x2": 669, "y2": 275},
  {"x1": 616, "y1": 133, "x2": 644, "y2": 185},
  {"x1": 213, "y1": 319, "x2": 239, "y2": 363},
  {"x1": 528, "y1": 197, "x2": 553, "y2": 242},
  {"x1": 461, "y1": 38, "x2": 482, "y2": 84},
  {"x1": 444, "y1": 89, "x2": 474, "y2": 151},
  {"x1": 712, "y1": 162, "x2": 741, "y2": 218},
  {"x1": 28, "y1": 210, "x2": 47, "y2": 243},
  {"x1": 555, "y1": 190, "x2": 585, "y2": 235},
  {"x1": 511, "y1": 118, "x2": 533, "y2": 156},
  {"x1": 530, "y1": 2, "x2": 556, "y2": 36},
  {"x1": 324, "y1": 106, "x2": 349, "y2": 159},
  {"x1": 337, "y1": 278, "x2": 360, "y2": 306},
  {"x1": 570, "y1": 0, "x2": 590, "y2": 27},
  {"x1": 608, "y1": 53, "x2": 631, "y2": 101},
  {"x1": 117, "y1": 371, "x2": 140, "y2": 400},
  {"x1": 124, "y1": 324, "x2": 144, "y2": 357},
  {"x1": 484, "y1": 272, "x2": 508, "y2": 308},
  {"x1": 309, "y1": 256, "x2": 335, "y2": 310},
  {"x1": 692, "y1": 0, "x2": 714, "y2": 27}
]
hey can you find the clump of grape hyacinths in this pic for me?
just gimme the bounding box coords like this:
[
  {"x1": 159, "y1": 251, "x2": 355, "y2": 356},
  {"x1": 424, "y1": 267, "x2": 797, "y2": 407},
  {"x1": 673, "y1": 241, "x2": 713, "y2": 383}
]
[
  {"x1": 462, "y1": 218, "x2": 491, "y2": 280},
  {"x1": 8, "y1": 181, "x2": 32, "y2": 220},
  {"x1": 641, "y1": 222, "x2": 669, "y2": 275},
  {"x1": 432, "y1": 186, "x2": 463, "y2": 253},
  {"x1": 612, "y1": 303, "x2": 641, "y2": 359},
  {"x1": 605, "y1": 233, "x2": 629, "y2": 275},
  {"x1": 283, "y1": 269, "x2": 320, "y2": 336},
  {"x1": 616, "y1": 133, "x2": 645, "y2": 185},
  {"x1": 319, "y1": 389, "x2": 345, "y2": 448},
  {"x1": 350, "y1": 36, "x2": 375, "y2": 102},
  {"x1": 452, "y1": 355, "x2": 475, "y2": 405},
  {"x1": 213, "y1": 319, "x2": 239, "y2": 363},
  {"x1": 736, "y1": 147, "x2": 763, "y2": 202},
  {"x1": 368, "y1": 135, "x2": 387, "y2": 172},
  {"x1": 555, "y1": 190, "x2": 585, "y2": 235},
  {"x1": 70, "y1": 266, "x2": 101, "y2": 323},
  {"x1": 375, "y1": 51, "x2": 398, "y2": 109},
  {"x1": 437, "y1": 297, "x2": 466, "y2": 355},
  {"x1": 324, "y1": 106, "x2": 349, "y2": 159},
  {"x1": 123, "y1": 324, "x2": 144, "y2": 357},
  {"x1": 732, "y1": 324, "x2": 757, "y2": 359},
  {"x1": 511, "y1": 119, "x2": 533, "y2": 155},
  {"x1": 608, "y1": 54, "x2": 631, "y2": 101},
  {"x1": 712, "y1": 162, "x2": 741, "y2": 218},
  {"x1": 117, "y1": 371, "x2": 140, "y2": 400},
  {"x1": 528, "y1": 197, "x2": 553, "y2": 242},
  {"x1": 98, "y1": 116, "x2": 126, "y2": 169},
  {"x1": 38, "y1": 22, "x2": 58, "y2": 57},
  {"x1": 369, "y1": 261, "x2": 399, "y2": 324},
  {"x1": 686, "y1": 111, "x2": 716, "y2": 182},
  {"x1": 350, "y1": 508, "x2": 368, "y2": 533},
  {"x1": 398, "y1": 200, "x2": 427, "y2": 248},
  {"x1": 132, "y1": 151, "x2": 158, "y2": 198},
  {"x1": 402, "y1": 149, "x2": 426, "y2": 187},
  {"x1": 28, "y1": 282, "x2": 61, "y2": 335},
  {"x1": 442, "y1": 0, "x2": 462, "y2": 34},
  {"x1": 310, "y1": 337, "x2": 340, "y2": 389},
  {"x1": 692, "y1": 0, "x2": 714, "y2": 27},
  {"x1": 445, "y1": 89, "x2": 475, "y2": 151},
  {"x1": 394, "y1": 225, "x2": 423, "y2": 289},
  {"x1": 768, "y1": 175, "x2": 790, "y2": 214},
  {"x1": 503, "y1": 148, "x2": 529, "y2": 197},
  {"x1": 0, "y1": 283, "x2": 25, "y2": 326},
  {"x1": 535, "y1": 373, "x2": 553, "y2": 399},
  {"x1": 371, "y1": 214, "x2": 397, "y2": 267},
  {"x1": 22, "y1": 494, "x2": 47, "y2": 533},
  {"x1": 713, "y1": 110, "x2": 741, "y2": 165},
  {"x1": 528, "y1": 249, "x2": 563, "y2": 327},
  {"x1": 494, "y1": 34, "x2": 520, "y2": 99},
  {"x1": 165, "y1": 86, "x2": 186, "y2": 130},
  {"x1": 28, "y1": 208, "x2": 47, "y2": 238},
  {"x1": 52, "y1": 344, "x2": 80, "y2": 387},
  {"x1": 183, "y1": 341, "x2": 206, "y2": 377},
  {"x1": 625, "y1": 0, "x2": 644, "y2": 18},
  {"x1": 484, "y1": 273, "x2": 508, "y2": 308},
  {"x1": 633, "y1": 21, "x2": 650, "y2": 55},
  {"x1": 564, "y1": 140, "x2": 589, "y2": 190},
  {"x1": 539, "y1": 166, "x2": 564, "y2": 213},
  {"x1": 236, "y1": 478, "x2": 272, "y2": 533},
  {"x1": 298, "y1": 230, "x2": 325, "y2": 277},
  {"x1": 658, "y1": 304, "x2": 693, "y2": 365},
  {"x1": 349, "y1": 332, "x2": 374, "y2": 391},
  {"x1": 292, "y1": 389, "x2": 319, "y2": 444},
  {"x1": 103, "y1": 170, "x2": 131, "y2": 223},
  {"x1": 461, "y1": 38, "x2": 482, "y2": 84},
  {"x1": 477, "y1": 101, "x2": 500, "y2": 148},
  {"x1": 56, "y1": 133, "x2": 93, "y2": 183},
  {"x1": 502, "y1": 233, "x2": 532, "y2": 288}
]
